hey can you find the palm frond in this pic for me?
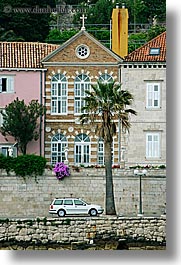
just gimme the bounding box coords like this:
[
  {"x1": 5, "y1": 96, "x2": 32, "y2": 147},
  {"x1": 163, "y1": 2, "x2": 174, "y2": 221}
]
[{"x1": 80, "y1": 81, "x2": 136, "y2": 138}]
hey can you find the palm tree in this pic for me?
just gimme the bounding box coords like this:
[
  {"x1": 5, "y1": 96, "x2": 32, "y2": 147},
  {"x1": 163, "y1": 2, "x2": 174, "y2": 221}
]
[{"x1": 80, "y1": 81, "x2": 137, "y2": 215}]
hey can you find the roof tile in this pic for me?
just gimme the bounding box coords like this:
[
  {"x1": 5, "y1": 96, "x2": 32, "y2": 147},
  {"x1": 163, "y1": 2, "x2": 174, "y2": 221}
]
[
  {"x1": 0, "y1": 42, "x2": 59, "y2": 69},
  {"x1": 124, "y1": 31, "x2": 166, "y2": 62}
]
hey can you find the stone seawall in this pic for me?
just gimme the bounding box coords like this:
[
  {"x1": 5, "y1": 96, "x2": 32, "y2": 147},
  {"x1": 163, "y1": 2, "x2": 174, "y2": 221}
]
[
  {"x1": 0, "y1": 216, "x2": 166, "y2": 250},
  {"x1": 0, "y1": 168, "x2": 166, "y2": 218}
]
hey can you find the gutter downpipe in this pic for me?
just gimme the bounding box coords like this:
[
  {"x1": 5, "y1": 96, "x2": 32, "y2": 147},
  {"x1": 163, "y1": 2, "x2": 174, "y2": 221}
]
[{"x1": 39, "y1": 71, "x2": 43, "y2": 156}]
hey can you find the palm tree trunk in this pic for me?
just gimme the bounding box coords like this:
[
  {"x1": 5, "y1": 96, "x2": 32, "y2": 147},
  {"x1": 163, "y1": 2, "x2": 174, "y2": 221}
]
[{"x1": 104, "y1": 140, "x2": 116, "y2": 215}]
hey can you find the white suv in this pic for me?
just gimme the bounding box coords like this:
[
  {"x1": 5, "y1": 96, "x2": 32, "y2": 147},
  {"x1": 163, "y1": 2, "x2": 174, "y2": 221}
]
[{"x1": 49, "y1": 198, "x2": 104, "y2": 217}]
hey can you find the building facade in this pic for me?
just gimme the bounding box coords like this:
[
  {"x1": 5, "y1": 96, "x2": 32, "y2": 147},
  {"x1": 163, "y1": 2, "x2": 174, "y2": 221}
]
[
  {"x1": 42, "y1": 30, "x2": 123, "y2": 166},
  {"x1": 0, "y1": 7, "x2": 166, "y2": 168},
  {"x1": 120, "y1": 31, "x2": 166, "y2": 167},
  {"x1": 0, "y1": 42, "x2": 58, "y2": 156}
]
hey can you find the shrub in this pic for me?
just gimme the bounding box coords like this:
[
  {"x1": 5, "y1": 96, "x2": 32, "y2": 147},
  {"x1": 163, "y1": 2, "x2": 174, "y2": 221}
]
[
  {"x1": 0, "y1": 154, "x2": 14, "y2": 174},
  {"x1": 12, "y1": 154, "x2": 47, "y2": 179},
  {"x1": 0, "y1": 154, "x2": 6, "y2": 170},
  {"x1": 158, "y1": 164, "x2": 166, "y2": 169}
]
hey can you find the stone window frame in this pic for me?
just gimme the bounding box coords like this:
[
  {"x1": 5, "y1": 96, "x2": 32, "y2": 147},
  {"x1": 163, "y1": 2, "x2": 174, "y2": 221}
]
[
  {"x1": 146, "y1": 82, "x2": 161, "y2": 109},
  {"x1": 75, "y1": 44, "x2": 90, "y2": 59}
]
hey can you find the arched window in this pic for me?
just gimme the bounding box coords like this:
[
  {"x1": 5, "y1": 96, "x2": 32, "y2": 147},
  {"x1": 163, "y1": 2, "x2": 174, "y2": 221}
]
[
  {"x1": 98, "y1": 73, "x2": 114, "y2": 84},
  {"x1": 74, "y1": 74, "x2": 90, "y2": 114},
  {"x1": 51, "y1": 74, "x2": 67, "y2": 114},
  {"x1": 74, "y1": 133, "x2": 90, "y2": 165},
  {"x1": 51, "y1": 133, "x2": 67, "y2": 165}
]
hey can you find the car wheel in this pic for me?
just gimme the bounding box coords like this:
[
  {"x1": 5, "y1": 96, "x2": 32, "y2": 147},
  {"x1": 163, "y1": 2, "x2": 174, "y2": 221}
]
[
  {"x1": 89, "y1": 208, "x2": 97, "y2": 216},
  {"x1": 58, "y1": 209, "x2": 66, "y2": 217}
]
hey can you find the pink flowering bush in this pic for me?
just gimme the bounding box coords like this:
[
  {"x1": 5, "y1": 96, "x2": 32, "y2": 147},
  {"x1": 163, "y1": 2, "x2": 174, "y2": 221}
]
[{"x1": 53, "y1": 162, "x2": 70, "y2": 180}]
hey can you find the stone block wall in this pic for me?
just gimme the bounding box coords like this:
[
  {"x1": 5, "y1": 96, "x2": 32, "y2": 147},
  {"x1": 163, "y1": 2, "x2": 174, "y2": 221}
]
[
  {"x1": 0, "y1": 168, "x2": 166, "y2": 218},
  {"x1": 0, "y1": 216, "x2": 166, "y2": 250}
]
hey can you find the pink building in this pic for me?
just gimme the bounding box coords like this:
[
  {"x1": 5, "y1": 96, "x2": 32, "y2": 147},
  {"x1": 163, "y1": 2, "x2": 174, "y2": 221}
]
[{"x1": 0, "y1": 42, "x2": 58, "y2": 156}]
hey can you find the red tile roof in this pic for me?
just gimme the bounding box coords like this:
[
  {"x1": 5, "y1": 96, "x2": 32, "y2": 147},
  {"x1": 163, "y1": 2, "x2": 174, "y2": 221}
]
[
  {"x1": 0, "y1": 42, "x2": 59, "y2": 69},
  {"x1": 124, "y1": 31, "x2": 166, "y2": 62}
]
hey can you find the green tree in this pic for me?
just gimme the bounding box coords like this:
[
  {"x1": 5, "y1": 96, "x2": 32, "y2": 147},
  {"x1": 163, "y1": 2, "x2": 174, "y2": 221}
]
[
  {"x1": 73, "y1": 0, "x2": 113, "y2": 25},
  {"x1": 142, "y1": 0, "x2": 166, "y2": 23},
  {"x1": 128, "y1": 25, "x2": 166, "y2": 53},
  {"x1": 0, "y1": 0, "x2": 56, "y2": 41},
  {"x1": 46, "y1": 28, "x2": 78, "y2": 44},
  {"x1": 146, "y1": 25, "x2": 166, "y2": 41},
  {"x1": 117, "y1": 0, "x2": 166, "y2": 25},
  {"x1": 72, "y1": 0, "x2": 166, "y2": 26},
  {"x1": 80, "y1": 81, "x2": 137, "y2": 215},
  {"x1": 0, "y1": 98, "x2": 46, "y2": 155}
]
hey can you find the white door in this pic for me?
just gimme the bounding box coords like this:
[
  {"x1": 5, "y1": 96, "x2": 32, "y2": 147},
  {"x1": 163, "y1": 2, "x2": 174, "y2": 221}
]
[{"x1": 73, "y1": 199, "x2": 88, "y2": 214}]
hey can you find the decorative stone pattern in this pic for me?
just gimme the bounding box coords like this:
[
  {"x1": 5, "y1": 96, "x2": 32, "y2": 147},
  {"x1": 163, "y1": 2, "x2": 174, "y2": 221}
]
[
  {"x1": 0, "y1": 216, "x2": 166, "y2": 250},
  {"x1": 0, "y1": 169, "x2": 166, "y2": 218}
]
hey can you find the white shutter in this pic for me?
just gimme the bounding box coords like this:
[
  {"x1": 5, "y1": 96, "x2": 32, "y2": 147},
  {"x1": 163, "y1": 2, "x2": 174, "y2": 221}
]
[
  {"x1": 153, "y1": 84, "x2": 160, "y2": 108},
  {"x1": 153, "y1": 134, "x2": 159, "y2": 157},
  {"x1": 13, "y1": 147, "x2": 17, "y2": 157},
  {"x1": 0, "y1": 112, "x2": 3, "y2": 127},
  {"x1": 146, "y1": 84, "x2": 153, "y2": 108},
  {"x1": 0, "y1": 109, "x2": 5, "y2": 127},
  {"x1": 7, "y1": 76, "x2": 14, "y2": 92},
  {"x1": 0, "y1": 78, "x2": 2, "y2": 92},
  {"x1": 146, "y1": 134, "x2": 152, "y2": 157}
]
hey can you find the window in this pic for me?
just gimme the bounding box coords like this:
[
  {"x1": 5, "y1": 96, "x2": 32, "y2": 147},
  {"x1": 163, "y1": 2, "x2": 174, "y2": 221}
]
[
  {"x1": 74, "y1": 133, "x2": 90, "y2": 165},
  {"x1": 146, "y1": 133, "x2": 160, "y2": 158},
  {"x1": 149, "y1": 48, "x2": 160, "y2": 55},
  {"x1": 0, "y1": 76, "x2": 14, "y2": 93},
  {"x1": 75, "y1": 44, "x2": 90, "y2": 59},
  {"x1": 98, "y1": 73, "x2": 114, "y2": 84},
  {"x1": 146, "y1": 83, "x2": 160, "y2": 108},
  {"x1": 64, "y1": 200, "x2": 73, "y2": 205},
  {"x1": 0, "y1": 146, "x2": 17, "y2": 157},
  {"x1": 97, "y1": 137, "x2": 114, "y2": 165},
  {"x1": 98, "y1": 138, "x2": 104, "y2": 165},
  {"x1": 74, "y1": 199, "x2": 85, "y2": 206},
  {"x1": 74, "y1": 74, "x2": 90, "y2": 114},
  {"x1": 51, "y1": 74, "x2": 67, "y2": 114},
  {"x1": 51, "y1": 133, "x2": 67, "y2": 165},
  {"x1": 54, "y1": 199, "x2": 63, "y2": 205}
]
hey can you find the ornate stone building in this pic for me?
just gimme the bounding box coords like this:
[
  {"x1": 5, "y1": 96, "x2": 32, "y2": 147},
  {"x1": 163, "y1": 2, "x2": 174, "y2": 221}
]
[{"x1": 42, "y1": 29, "x2": 123, "y2": 165}]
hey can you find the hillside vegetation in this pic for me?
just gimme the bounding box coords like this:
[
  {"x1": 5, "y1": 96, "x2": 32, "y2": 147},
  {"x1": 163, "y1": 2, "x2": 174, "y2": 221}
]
[{"x1": 0, "y1": 0, "x2": 166, "y2": 52}]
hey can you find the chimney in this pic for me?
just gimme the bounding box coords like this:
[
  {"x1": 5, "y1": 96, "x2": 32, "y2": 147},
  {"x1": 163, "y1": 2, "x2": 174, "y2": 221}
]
[{"x1": 111, "y1": 4, "x2": 129, "y2": 58}]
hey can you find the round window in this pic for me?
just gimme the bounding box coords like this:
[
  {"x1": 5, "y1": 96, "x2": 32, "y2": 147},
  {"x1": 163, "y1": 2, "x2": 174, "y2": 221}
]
[{"x1": 75, "y1": 44, "x2": 90, "y2": 59}]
